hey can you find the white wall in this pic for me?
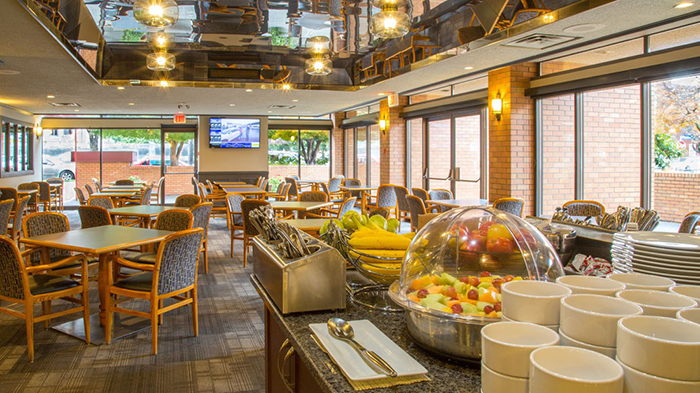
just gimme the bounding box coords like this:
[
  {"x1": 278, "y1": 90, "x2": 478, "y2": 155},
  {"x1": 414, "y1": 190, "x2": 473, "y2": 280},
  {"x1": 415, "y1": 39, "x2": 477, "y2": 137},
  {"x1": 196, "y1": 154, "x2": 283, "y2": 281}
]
[
  {"x1": 198, "y1": 116, "x2": 269, "y2": 172},
  {"x1": 0, "y1": 106, "x2": 41, "y2": 188}
]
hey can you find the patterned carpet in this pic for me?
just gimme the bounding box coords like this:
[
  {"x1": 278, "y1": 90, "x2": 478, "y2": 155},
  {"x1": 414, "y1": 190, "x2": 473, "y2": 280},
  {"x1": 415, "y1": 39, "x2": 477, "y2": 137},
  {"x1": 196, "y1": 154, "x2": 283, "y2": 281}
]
[{"x1": 0, "y1": 212, "x2": 265, "y2": 393}]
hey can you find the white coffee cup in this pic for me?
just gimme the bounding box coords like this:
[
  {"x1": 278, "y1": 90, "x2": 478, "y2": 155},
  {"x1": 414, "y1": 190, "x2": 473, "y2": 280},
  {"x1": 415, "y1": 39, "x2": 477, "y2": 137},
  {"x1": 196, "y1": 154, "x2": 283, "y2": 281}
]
[
  {"x1": 481, "y1": 321, "x2": 559, "y2": 378},
  {"x1": 481, "y1": 362, "x2": 528, "y2": 393},
  {"x1": 616, "y1": 289, "x2": 697, "y2": 317},
  {"x1": 617, "y1": 356, "x2": 700, "y2": 393},
  {"x1": 560, "y1": 294, "x2": 642, "y2": 347},
  {"x1": 529, "y1": 346, "x2": 623, "y2": 393},
  {"x1": 556, "y1": 275, "x2": 625, "y2": 296},
  {"x1": 501, "y1": 281, "x2": 571, "y2": 325}
]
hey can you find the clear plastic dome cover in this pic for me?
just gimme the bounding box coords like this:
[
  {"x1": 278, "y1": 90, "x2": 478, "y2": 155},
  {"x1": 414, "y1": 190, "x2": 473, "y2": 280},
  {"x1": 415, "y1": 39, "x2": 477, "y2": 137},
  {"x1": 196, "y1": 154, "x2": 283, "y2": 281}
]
[{"x1": 391, "y1": 206, "x2": 564, "y2": 321}]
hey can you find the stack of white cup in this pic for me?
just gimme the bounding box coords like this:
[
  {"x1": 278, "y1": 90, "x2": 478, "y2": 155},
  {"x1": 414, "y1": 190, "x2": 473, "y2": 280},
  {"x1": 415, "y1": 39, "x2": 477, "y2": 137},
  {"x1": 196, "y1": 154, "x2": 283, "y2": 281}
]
[
  {"x1": 480, "y1": 322, "x2": 559, "y2": 393},
  {"x1": 616, "y1": 315, "x2": 700, "y2": 392},
  {"x1": 529, "y1": 346, "x2": 624, "y2": 393},
  {"x1": 500, "y1": 280, "x2": 571, "y2": 331}
]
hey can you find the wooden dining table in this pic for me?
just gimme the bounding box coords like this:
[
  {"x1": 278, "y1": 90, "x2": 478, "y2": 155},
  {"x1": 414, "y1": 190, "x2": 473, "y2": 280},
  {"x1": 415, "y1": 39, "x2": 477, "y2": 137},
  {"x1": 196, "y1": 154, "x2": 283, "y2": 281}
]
[
  {"x1": 269, "y1": 201, "x2": 333, "y2": 218},
  {"x1": 109, "y1": 205, "x2": 180, "y2": 227},
  {"x1": 223, "y1": 186, "x2": 268, "y2": 198},
  {"x1": 338, "y1": 185, "x2": 377, "y2": 213},
  {"x1": 282, "y1": 218, "x2": 328, "y2": 236},
  {"x1": 426, "y1": 198, "x2": 491, "y2": 209},
  {"x1": 20, "y1": 225, "x2": 173, "y2": 344},
  {"x1": 296, "y1": 179, "x2": 325, "y2": 191}
]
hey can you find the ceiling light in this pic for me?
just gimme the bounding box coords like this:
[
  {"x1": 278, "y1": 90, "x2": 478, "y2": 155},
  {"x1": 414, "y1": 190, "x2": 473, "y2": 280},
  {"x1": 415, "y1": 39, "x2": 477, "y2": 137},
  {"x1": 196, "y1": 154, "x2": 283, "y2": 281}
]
[
  {"x1": 245, "y1": 89, "x2": 253, "y2": 92},
  {"x1": 133, "y1": 0, "x2": 179, "y2": 27},
  {"x1": 229, "y1": 104, "x2": 236, "y2": 106},
  {"x1": 542, "y1": 14, "x2": 555, "y2": 23},
  {"x1": 305, "y1": 57, "x2": 332, "y2": 76},
  {"x1": 128, "y1": 103, "x2": 135, "y2": 105},
  {"x1": 146, "y1": 52, "x2": 176, "y2": 71},
  {"x1": 369, "y1": 0, "x2": 410, "y2": 39},
  {"x1": 675, "y1": 2, "x2": 694, "y2": 8},
  {"x1": 281, "y1": 83, "x2": 291, "y2": 91},
  {"x1": 464, "y1": 66, "x2": 474, "y2": 70},
  {"x1": 306, "y1": 36, "x2": 330, "y2": 54},
  {"x1": 562, "y1": 23, "x2": 605, "y2": 34},
  {"x1": 117, "y1": 86, "x2": 125, "y2": 90},
  {"x1": 267, "y1": 111, "x2": 272, "y2": 113},
  {"x1": 292, "y1": 99, "x2": 298, "y2": 102},
  {"x1": 74, "y1": 109, "x2": 80, "y2": 112},
  {"x1": 47, "y1": 95, "x2": 55, "y2": 98},
  {"x1": 160, "y1": 80, "x2": 169, "y2": 87},
  {"x1": 378, "y1": 93, "x2": 386, "y2": 96}
]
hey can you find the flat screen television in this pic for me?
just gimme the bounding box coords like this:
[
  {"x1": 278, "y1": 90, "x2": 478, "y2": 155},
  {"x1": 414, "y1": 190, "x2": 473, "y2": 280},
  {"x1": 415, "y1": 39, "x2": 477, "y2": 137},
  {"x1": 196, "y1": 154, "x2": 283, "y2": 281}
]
[{"x1": 209, "y1": 117, "x2": 261, "y2": 148}]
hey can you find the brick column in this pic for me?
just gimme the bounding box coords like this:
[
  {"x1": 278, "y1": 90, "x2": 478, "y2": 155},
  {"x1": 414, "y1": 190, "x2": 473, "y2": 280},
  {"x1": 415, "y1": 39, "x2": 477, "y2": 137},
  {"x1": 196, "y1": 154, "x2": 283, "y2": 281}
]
[
  {"x1": 488, "y1": 63, "x2": 537, "y2": 215},
  {"x1": 331, "y1": 112, "x2": 345, "y2": 177},
  {"x1": 380, "y1": 96, "x2": 408, "y2": 185}
]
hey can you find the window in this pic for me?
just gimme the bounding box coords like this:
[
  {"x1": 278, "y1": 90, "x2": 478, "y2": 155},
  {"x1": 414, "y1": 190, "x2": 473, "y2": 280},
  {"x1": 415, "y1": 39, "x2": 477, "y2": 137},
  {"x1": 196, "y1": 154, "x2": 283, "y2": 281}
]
[
  {"x1": 369, "y1": 125, "x2": 381, "y2": 186},
  {"x1": 346, "y1": 128, "x2": 355, "y2": 178},
  {"x1": 407, "y1": 118, "x2": 423, "y2": 190},
  {"x1": 541, "y1": 95, "x2": 576, "y2": 214},
  {"x1": 649, "y1": 23, "x2": 700, "y2": 52},
  {"x1": 0, "y1": 120, "x2": 33, "y2": 176},
  {"x1": 267, "y1": 129, "x2": 331, "y2": 184},
  {"x1": 356, "y1": 127, "x2": 367, "y2": 184}
]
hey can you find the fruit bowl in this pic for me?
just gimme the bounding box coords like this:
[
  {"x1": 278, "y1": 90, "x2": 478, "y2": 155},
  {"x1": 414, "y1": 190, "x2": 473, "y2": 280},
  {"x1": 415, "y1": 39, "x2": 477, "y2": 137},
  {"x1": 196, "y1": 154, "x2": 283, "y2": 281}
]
[
  {"x1": 388, "y1": 206, "x2": 565, "y2": 361},
  {"x1": 347, "y1": 247, "x2": 403, "y2": 285}
]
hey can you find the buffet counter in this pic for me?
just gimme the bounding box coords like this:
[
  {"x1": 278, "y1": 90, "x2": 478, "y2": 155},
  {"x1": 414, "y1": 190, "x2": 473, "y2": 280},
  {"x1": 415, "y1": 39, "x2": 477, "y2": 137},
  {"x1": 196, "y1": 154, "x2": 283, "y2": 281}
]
[{"x1": 251, "y1": 274, "x2": 481, "y2": 393}]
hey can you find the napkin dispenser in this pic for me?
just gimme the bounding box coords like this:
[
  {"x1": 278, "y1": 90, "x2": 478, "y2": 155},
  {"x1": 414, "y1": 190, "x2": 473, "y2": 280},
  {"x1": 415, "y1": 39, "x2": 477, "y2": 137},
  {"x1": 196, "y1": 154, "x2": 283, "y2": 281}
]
[{"x1": 252, "y1": 235, "x2": 346, "y2": 314}]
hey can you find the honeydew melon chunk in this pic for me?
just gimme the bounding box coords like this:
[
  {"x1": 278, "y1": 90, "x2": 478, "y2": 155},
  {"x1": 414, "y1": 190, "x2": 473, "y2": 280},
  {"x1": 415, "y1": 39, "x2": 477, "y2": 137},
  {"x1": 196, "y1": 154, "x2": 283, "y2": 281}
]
[
  {"x1": 425, "y1": 293, "x2": 447, "y2": 305},
  {"x1": 436, "y1": 273, "x2": 458, "y2": 285},
  {"x1": 476, "y1": 301, "x2": 491, "y2": 312},
  {"x1": 453, "y1": 281, "x2": 468, "y2": 295},
  {"x1": 461, "y1": 302, "x2": 478, "y2": 314}
]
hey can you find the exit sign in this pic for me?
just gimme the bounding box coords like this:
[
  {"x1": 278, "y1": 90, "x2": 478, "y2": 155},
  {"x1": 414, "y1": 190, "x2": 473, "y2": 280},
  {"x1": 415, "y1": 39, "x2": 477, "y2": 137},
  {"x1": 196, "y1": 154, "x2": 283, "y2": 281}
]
[
  {"x1": 387, "y1": 93, "x2": 399, "y2": 107},
  {"x1": 173, "y1": 113, "x2": 186, "y2": 124}
]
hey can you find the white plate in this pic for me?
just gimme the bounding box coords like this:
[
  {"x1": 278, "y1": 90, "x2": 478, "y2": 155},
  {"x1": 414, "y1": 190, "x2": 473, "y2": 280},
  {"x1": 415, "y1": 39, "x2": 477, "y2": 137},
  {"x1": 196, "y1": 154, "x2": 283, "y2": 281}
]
[
  {"x1": 630, "y1": 258, "x2": 700, "y2": 273},
  {"x1": 611, "y1": 244, "x2": 700, "y2": 262},
  {"x1": 614, "y1": 232, "x2": 700, "y2": 251},
  {"x1": 309, "y1": 320, "x2": 427, "y2": 381},
  {"x1": 624, "y1": 266, "x2": 700, "y2": 285}
]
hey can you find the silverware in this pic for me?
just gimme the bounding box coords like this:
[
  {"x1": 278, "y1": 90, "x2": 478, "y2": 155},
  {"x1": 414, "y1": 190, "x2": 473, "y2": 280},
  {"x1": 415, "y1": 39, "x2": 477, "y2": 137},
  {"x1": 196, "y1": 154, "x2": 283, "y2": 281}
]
[{"x1": 327, "y1": 318, "x2": 397, "y2": 377}]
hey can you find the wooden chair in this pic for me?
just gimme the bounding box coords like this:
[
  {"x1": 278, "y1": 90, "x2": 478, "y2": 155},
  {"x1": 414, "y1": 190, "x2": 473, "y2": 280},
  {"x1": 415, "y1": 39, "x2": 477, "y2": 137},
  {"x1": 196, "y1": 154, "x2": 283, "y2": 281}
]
[
  {"x1": 298, "y1": 191, "x2": 328, "y2": 218},
  {"x1": 152, "y1": 177, "x2": 165, "y2": 205},
  {"x1": 8, "y1": 196, "x2": 30, "y2": 243},
  {"x1": 46, "y1": 178, "x2": 64, "y2": 211},
  {"x1": 87, "y1": 196, "x2": 115, "y2": 210},
  {"x1": 0, "y1": 235, "x2": 90, "y2": 362},
  {"x1": 429, "y1": 189, "x2": 453, "y2": 213},
  {"x1": 174, "y1": 194, "x2": 202, "y2": 208},
  {"x1": 74, "y1": 187, "x2": 87, "y2": 206},
  {"x1": 197, "y1": 183, "x2": 227, "y2": 226},
  {"x1": 327, "y1": 177, "x2": 345, "y2": 200},
  {"x1": 342, "y1": 178, "x2": 363, "y2": 203},
  {"x1": 241, "y1": 199, "x2": 270, "y2": 267},
  {"x1": 493, "y1": 197, "x2": 525, "y2": 217},
  {"x1": 125, "y1": 186, "x2": 152, "y2": 206},
  {"x1": 268, "y1": 183, "x2": 290, "y2": 201},
  {"x1": 562, "y1": 200, "x2": 605, "y2": 217},
  {"x1": 284, "y1": 177, "x2": 300, "y2": 200},
  {"x1": 306, "y1": 197, "x2": 356, "y2": 219},
  {"x1": 105, "y1": 228, "x2": 204, "y2": 355},
  {"x1": 115, "y1": 179, "x2": 135, "y2": 186},
  {"x1": 365, "y1": 185, "x2": 397, "y2": 216},
  {"x1": 18, "y1": 183, "x2": 39, "y2": 213},
  {"x1": 0, "y1": 199, "x2": 14, "y2": 237},
  {"x1": 406, "y1": 195, "x2": 427, "y2": 232},
  {"x1": 679, "y1": 212, "x2": 700, "y2": 234},
  {"x1": 392, "y1": 185, "x2": 411, "y2": 221},
  {"x1": 226, "y1": 193, "x2": 245, "y2": 258},
  {"x1": 190, "y1": 202, "x2": 213, "y2": 273},
  {"x1": 0, "y1": 187, "x2": 19, "y2": 214},
  {"x1": 36, "y1": 180, "x2": 61, "y2": 211},
  {"x1": 92, "y1": 178, "x2": 102, "y2": 192},
  {"x1": 78, "y1": 205, "x2": 113, "y2": 229}
]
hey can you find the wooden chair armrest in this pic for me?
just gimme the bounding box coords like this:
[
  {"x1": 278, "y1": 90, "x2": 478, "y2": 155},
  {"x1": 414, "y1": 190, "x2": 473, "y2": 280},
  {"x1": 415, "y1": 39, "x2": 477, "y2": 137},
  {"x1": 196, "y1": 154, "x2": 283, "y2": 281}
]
[
  {"x1": 25, "y1": 254, "x2": 89, "y2": 273},
  {"x1": 115, "y1": 258, "x2": 154, "y2": 271}
]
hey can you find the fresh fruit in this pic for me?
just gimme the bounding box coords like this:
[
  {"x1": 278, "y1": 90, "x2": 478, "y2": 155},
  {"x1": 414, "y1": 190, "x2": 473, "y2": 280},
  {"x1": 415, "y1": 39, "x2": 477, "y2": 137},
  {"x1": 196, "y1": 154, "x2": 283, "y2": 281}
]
[
  {"x1": 411, "y1": 276, "x2": 431, "y2": 290},
  {"x1": 444, "y1": 286, "x2": 458, "y2": 299},
  {"x1": 483, "y1": 305, "x2": 495, "y2": 314},
  {"x1": 479, "y1": 271, "x2": 492, "y2": 278},
  {"x1": 342, "y1": 216, "x2": 357, "y2": 230},
  {"x1": 401, "y1": 232, "x2": 416, "y2": 240},
  {"x1": 467, "y1": 289, "x2": 478, "y2": 300},
  {"x1": 494, "y1": 302, "x2": 502, "y2": 312},
  {"x1": 417, "y1": 289, "x2": 428, "y2": 299},
  {"x1": 451, "y1": 303, "x2": 463, "y2": 314},
  {"x1": 462, "y1": 229, "x2": 487, "y2": 252},
  {"x1": 468, "y1": 276, "x2": 481, "y2": 287},
  {"x1": 491, "y1": 278, "x2": 504, "y2": 289},
  {"x1": 487, "y1": 224, "x2": 514, "y2": 242},
  {"x1": 386, "y1": 218, "x2": 401, "y2": 233},
  {"x1": 478, "y1": 221, "x2": 498, "y2": 232},
  {"x1": 486, "y1": 237, "x2": 515, "y2": 253},
  {"x1": 504, "y1": 275, "x2": 515, "y2": 282},
  {"x1": 369, "y1": 215, "x2": 387, "y2": 230}
]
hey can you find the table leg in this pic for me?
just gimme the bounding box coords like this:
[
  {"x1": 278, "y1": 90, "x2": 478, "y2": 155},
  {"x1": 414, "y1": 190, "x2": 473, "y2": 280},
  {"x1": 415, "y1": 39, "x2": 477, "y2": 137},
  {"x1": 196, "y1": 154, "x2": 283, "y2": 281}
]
[
  {"x1": 360, "y1": 191, "x2": 367, "y2": 214},
  {"x1": 98, "y1": 253, "x2": 113, "y2": 326}
]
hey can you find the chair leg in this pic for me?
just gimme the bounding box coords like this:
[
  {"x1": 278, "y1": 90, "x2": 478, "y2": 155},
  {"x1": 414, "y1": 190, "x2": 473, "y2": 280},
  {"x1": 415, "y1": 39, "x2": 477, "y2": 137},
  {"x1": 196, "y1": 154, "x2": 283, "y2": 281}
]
[
  {"x1": 42, "y1": 301, "x2": 51, "y2": 329},
  {"x1": 243, "y1": 236, "x2": 248, "y2": 268},
  {"x1": 25, "y1": 302, "x2": 34, "y2": 362},
  {"x1": 203, "y1": 242, "x2": 208, "y2": 274},
  {"x1": 192, "y1": 287, "x2": 198, "y2": 337},
  {"x1": 158, "y1": 300, "x2": 163, "y2": 325},
  {"x1": 230, "y1": 231, "x2": 235, "y2": 258},
  {"x1": 105, "y1": 292, "x2": 113, "y2": 345},
  {"x1": 83, "y1": 287, "x2": 91, "y2": 345},
  {"x1": 151, "y1": 301, "x2": 159, "y2": 355}
]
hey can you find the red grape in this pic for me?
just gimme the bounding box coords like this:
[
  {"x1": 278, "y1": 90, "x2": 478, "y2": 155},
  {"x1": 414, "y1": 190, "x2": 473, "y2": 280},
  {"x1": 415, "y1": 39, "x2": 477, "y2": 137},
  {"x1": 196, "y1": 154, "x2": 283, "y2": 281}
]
[
  {"x1": 491, "y1": 278, "x2": 504, "y2": 289},
  {"x1": 484, "y1": 305, "x2": 494, "y2": 314},
  {"x1": 468, "y1": 277, "x2": 480, "y2": 287},
  {"x1": 504, "y1": 275, "x2": 515, "y2": 282},
  {"x1": 494, "y1": 302, "x2": 502, "y2": 312},
  {"x1": 479, "y1": 271, "x2": 492, "y2": 278},
  {"x1": 417, "y1": 289, "x2": 428, "y2": 299},
  {"x1": 459, "y1": 276, "x2": 470, "y2": 284},
  {"x1": 444, "y1": 286, "x2": 458, "y2": 299},
  {"x1": 467, "y1": 289, "x2": 478, "y2": 300},
  {"x1": 451, "y1": 303, "x2": 463, "y2": 314}
]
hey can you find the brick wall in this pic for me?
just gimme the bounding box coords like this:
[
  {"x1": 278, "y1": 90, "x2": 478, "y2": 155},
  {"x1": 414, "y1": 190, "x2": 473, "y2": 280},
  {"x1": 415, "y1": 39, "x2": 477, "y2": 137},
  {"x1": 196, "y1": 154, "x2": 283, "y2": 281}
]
[
  {"x1": 76, "y1": 162, "x2": 194, "y2": 199},
  {"x1": 653, "y1": 172, "x2": 700, "y2": 222},
  {"x1": 268, "y1": 165, "x2": 330, "y2": 182},
  {"x1": 541, "y1": 94, "x2": 575, "y2": 214},
  {"x1": 332, "y1": 112, "x2": 345, "y2": 176},
  {"x1": 380, "y1": 96, "x2": 408, "y2": 185},
  {"x1": 488, "y1": 63, "x2": 538, "y2": 215}
]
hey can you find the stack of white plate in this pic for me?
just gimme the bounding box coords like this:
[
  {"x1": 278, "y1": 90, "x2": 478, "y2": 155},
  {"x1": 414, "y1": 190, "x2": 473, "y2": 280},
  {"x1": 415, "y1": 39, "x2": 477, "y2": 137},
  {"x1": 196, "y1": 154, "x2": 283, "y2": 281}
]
[{"x1": 612, "y1": 232, "x2": 700, "y2": 286}]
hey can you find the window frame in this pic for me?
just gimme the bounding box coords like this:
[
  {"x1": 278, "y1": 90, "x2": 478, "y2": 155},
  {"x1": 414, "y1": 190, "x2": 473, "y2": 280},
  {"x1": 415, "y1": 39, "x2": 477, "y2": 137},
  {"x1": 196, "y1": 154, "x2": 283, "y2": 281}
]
[{"x1": 0, "y1": 117, "x2": 34, "y2": 178}]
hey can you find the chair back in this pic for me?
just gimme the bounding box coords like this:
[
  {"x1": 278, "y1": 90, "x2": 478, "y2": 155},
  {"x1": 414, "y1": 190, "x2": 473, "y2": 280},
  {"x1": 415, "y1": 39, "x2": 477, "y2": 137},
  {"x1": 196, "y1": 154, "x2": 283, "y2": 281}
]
[
  {"x1": 18, "y1": 183, "x2": 38, "y2": 205},
  {"x1": 406, "y1": 195, "x2": 427, "y2": 230},
  {"x1": 259, "y1": 178, "x2": 268, "y2": 191},
  {"x1": 139, "y1": 186, "x2": 153, "y2": 205},
  {"x1": 190, "y1": 202, "x2": 213, "y2": 240},
  {"x1": 115, "y1": 179, "x2": 134, "y2": 186},
  {"x1": 338, "y1": 197, "x2": 357, "y2": 217},
  {"x1": 274, "y1": 182, "x2": 285, "y2": 194},
  {"x1": 0, "y1": 199, "x2": 14, "y2": 236},
  {"x1": 11, "y1": 196, "x2": 30, "y2": 234},
  {"x1": 328, "y1": 177, "x2": 343, "y2": 193},
  {"x1": 154, "y1": 209, "x2": 194, "y2": 232},
  {"x1": 78, "y1": 205, "x2": 113, "y2": 229},
  {"x1": 375, "y1": 185, "x2": 398, "y2": 209},
  {"x1": 84, "y1": 184, "x2": 94, "y2": 195},
  {"x1": 679, "y1": 212, "x2": 700, "y2": 234},
  {"x1": 493, "y1": 197, "x2": 525, "y2": 217},
  {"x1": 227, "y1": 193, "x2": 245, "y2": 227},
  {"x1": 256, "y1": 176, "x2": 267, "y2": 188},
  {"x1": 0, "y1": 188, "x2": 19, "y2": 210},
  {"x1": 319, "y1": 182, "x2": 330, "y2": 196},
  {"x1": 92, "y1": 178, "x2": 102, "y2": 192},
  {"x1": 196, "y1": 183, "x2": 208, "y2": 200},
  {"x1": 152, "y1": 228, "x2": 204, "y2": 296},
  {"x1": 87, "y1": 196, "x2": 114, "y2": 210},
  {"x1": 74, "y1": 187, "x2": 87, "y2": 205},
  {"x1": 0, "y1": 235, "x2": 27, "y2": 300},
  {"x1": 46, "y1": 177, "x2": 63, "y2": 186},
  {"x1": 342, "y1": 178, "x2": 362, "y2": 199},
  {"x1": 368, "y1": 207, "x2": 390, "y2": 218},
  {"x1": 300, "y1": 191, "x2": 328, "y2": 215},
  {"x1": 412, "y1": 187, "x2": 429, "y2": 203},
  {"x1": 22, "y1": 212, "x2": 71, "y2": 264},
  {"x1": 562, "y1": 200, "x2": 605, "y2": 217},
  {"x1": 429, "y1": 189, "x2": 453, "y2": 213},
  {"x1": 284, "y1": 177, "x2": 299, "y2": 197},
  {"x1": 205, "y1": 179, "x2": 215, "y2": 192},
  {"x1": 175, "y1": 194, "x2": 202, "y2": 208},
  {"x1": 241, "y1": 199, "x2": 270, "y2": 236},
  {"x1": 393, "y1": 185, "x2": 410, "y2": 211},
  {"x1": 279, "y1": 183, "x2": 291, "y2": 200},
  {"x1": 155, "y1": 176, "x2": 165, "y2": 194}
]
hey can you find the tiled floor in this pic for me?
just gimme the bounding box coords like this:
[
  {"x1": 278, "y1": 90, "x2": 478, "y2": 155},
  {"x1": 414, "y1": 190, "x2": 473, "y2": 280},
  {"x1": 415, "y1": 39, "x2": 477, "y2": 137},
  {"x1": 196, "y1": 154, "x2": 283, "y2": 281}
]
[{"x1": 0, "y1": 212, "x2": 266, "y2": 393}]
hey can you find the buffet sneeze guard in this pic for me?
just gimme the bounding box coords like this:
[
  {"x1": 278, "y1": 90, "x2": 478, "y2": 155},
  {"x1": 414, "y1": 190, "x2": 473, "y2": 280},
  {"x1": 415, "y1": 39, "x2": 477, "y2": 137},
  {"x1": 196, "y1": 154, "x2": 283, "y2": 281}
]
[{"x1": 252, "y1": 234, "x2": 346, "y2": 314}]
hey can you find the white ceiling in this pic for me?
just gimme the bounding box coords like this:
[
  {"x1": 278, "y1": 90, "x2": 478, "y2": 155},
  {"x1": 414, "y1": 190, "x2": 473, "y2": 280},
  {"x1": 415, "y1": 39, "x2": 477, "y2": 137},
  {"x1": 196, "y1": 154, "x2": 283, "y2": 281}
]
[{"x1": 0, "y1": 0, "x2": 699, "y2": 117}]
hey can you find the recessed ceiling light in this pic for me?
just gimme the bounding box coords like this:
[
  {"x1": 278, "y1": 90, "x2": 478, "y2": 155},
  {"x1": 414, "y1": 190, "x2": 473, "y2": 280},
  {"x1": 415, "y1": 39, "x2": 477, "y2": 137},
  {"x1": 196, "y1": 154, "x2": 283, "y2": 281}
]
[
  {"x1": 47, "y1": 95, "x2": 55, "y2": 98},
  {"x1": 378, "y1": 93, "x2": 385, "y2": 96},
  {"x1": 117, "y1": 86, "x2": 125, "y2": 90},
  {"x1": 245, "y1": 89, "x2": 253, "y2": 92},
  {"x1": 464, "y1": 66, "x2": 474, "y2": 70},
  {"x1": 74, "y1": 109, "x2": 80, "y2": 112},
  {"x1": 267, "y1": 111, "x2": 272, "y2": 113},
  {"x1": 292, "y1": 99, "x2": 298, "y2": 102},
  {"x1": 128, "y1": 103, "x2": 135, "y2": 106},
  {"x1": 562, "y1": 23, "x2": 605, "y2": 34},
  {"x1": 160, "y1": 80, "x2": 169, "y2": 87},
  {"x1": 675, "y1": 2, "x2": 694, "y2": 8},
  {"x1": 229, "y1": 104, "x2": 236, "y2": 106}
]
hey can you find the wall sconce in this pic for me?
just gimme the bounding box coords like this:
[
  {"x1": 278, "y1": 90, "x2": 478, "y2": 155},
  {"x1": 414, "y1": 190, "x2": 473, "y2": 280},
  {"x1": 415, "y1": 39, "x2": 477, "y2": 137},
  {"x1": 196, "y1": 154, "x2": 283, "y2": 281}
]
[
  {"x1": 35, "y1": 125, "x2": 43, "y2": 139},
  {"x1": 491, "y1": 92, "x2": 503, "y2": 121},
  {"x1": 379, "y1": 118, "x2": 388, "y2": 135}
]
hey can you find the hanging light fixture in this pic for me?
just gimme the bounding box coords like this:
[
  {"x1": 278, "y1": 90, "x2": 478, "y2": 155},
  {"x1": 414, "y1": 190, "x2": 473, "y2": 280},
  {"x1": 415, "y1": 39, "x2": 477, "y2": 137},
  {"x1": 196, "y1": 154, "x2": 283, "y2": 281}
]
[
  {"x1": 147, "y1": 31, "x2": 170, "y2": 49},
  {"x1": 133, "y1": 0, "x2": 179, "y2": 28},
  {"x1": 306, "y1": 36, "x2": 330, "y2": 55},
  {"x1": 305, "y1": 57, "x2": 332, "y2": 76},
  {"x1": 369, "y1": 0, "x2": 410, "y2": 39},
  {"x1": 146, "y1": 51, "x2": 176, "y2": 71}
]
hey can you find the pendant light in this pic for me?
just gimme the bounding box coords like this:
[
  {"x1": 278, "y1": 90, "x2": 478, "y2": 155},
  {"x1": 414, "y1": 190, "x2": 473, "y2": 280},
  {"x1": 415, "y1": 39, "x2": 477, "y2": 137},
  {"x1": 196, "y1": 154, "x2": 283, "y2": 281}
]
[
  {"x1": 369, "y1": 0, "x2": 410, "y2": 39},
  {"x1": 305, "y1": 35, "x2": 332, "y2": 76},
  {"x1": 147, "y1": 51, "x2": 176, "y2": 71},
  {"x1": 133, "y1": 0, "x2": 179, "y2": 28}
]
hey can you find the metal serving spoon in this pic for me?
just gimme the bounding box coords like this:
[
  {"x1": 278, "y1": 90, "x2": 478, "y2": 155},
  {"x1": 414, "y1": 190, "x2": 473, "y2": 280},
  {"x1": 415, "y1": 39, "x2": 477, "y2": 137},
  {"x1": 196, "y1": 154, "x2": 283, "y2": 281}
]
[{"x1": 327, "y1": 318, "x2": 397, "y2": 377}]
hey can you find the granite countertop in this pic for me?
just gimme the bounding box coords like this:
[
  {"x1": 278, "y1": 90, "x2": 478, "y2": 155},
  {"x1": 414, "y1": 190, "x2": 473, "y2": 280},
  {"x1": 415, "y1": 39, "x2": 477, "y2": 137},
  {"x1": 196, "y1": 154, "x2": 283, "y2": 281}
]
[{"x1": 251, "y1": 274, "x2": 482, "y2": 393}]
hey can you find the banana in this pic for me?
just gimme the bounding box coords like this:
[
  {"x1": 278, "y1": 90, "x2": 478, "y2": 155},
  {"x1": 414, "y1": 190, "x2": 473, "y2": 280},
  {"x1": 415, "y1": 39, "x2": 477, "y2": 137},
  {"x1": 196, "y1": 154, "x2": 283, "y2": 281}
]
[
  {"x1": 348, "y1": 233, "x2": 412, "y2": 250},
  {"x1": 349, "y1": 249, "x2": 407, "y2": 264},
  {"x1": 402, "y1": 232, "x2": 416, "y2": 240}
]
